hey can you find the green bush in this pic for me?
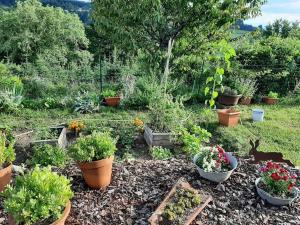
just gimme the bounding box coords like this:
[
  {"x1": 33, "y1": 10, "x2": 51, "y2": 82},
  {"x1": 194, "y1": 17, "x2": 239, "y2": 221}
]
[
  {"x1": 30, "y1": 144, "x2": 69, "y2": 168},
  {"x1": 2, "y1": 166, "x2": 73, "y2": 225},
  {"x1": 0, "y1": 131, "x2": 15, "y2": 167},
  {"x1": 101, "y1": 89, "x2": 117, "y2": 98},
  {"x1": 68, "y1": 132, "x2": 117, "y2": 162},
  {"x1": 234, "y1": 78, "x2": 258, "y2": 98},
  {"x1": 74, "y1": 91, "x2": 99, "y2": 114},
  {"x1": 268, "y1": 91, "x2": 279, "y2": 98},
  {"x1": 150, "y1": 146, "x2": 173, "y2": 160}
]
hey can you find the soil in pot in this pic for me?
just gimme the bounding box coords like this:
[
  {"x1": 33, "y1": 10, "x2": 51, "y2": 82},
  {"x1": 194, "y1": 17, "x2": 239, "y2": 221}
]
[
  {"x1": 262, "y1": 97, "x2": 278, "y2": 105},
  {"x1": 239, "y1": 97, "x2": 252, "y2": 105},
  {"x1": 0, "y1": 164, "x2": 12, "y2": 192},
  {"x1": 78, "y1": 156, "x2": 113, "y2": 189},
  {"x1": 217, "y1": 109, "x2": 240, "y2": 127},
  {"x1": 104, "y1": 97, "x2": 121, "y2": 107},
  {"x1": 218, "y1": 94, "x2": 241, "y2": 106},
  {"x1": 8, "y1": 201, "x2": 71, "y2": 225}
]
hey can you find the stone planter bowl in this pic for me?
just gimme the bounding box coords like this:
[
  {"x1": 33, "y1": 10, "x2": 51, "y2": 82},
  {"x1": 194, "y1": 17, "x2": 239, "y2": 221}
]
[
  {"x1": 255, "y1": 178, "x2": 299, "y2": 206},
  {"x1": 193, "y1": 153, "x2": 238, "y2": 183}
]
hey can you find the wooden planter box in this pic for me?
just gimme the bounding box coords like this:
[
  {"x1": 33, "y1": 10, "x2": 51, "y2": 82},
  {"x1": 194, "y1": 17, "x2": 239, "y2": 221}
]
[
  {"x1": 148, "y1": 178, "x2": 212, "y2": 225},
  {"x1": 144, "y1": 126, "x2": 172, "y2": 147},
  {"x1": 31, "y1": 126, "x2": 68, "y2": 149}
]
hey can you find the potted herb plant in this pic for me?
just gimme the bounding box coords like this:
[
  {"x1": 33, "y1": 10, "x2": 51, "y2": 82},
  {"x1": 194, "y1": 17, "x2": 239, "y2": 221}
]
[
  {"x1": 102, "y1": 89, "x2": 121, "y2": 107},
  {"x1": 3, "y1": 166, "x2": 73, "y2": 225},
  {"x1": 262, "y1": 91, "x2": 279, "y2": 105},
  {"x1": 256, "y1": 161, "x2": 299, "y2": 206},
  {"x1": 235, "y1": 78, "x2": 257, "y2": 105},
  {"x1": 193, "y1": 145, "x2": 238, "y2": 183},
  {"x1": 217, "y1": 108, "x2": 240, "y2": 127},
  {"x1": 68, "y1": 132, "x2": 117, "y2": 189},
  {"x1": 144, "y1": 93, "x2": 186, "y2": 147},
  {"x1": 217, "y1": 86, "x2": 242, "y2": 106},
  {"x1": 0, "y1": 131, "x2": 15, "y2": 192}
]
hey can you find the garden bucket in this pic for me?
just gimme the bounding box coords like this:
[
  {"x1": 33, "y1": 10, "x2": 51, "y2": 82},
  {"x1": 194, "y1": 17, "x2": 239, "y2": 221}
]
[
  {"x1": 193, "y1": 153, "x2": 238, "y2": 183},
  {"x1": 255, "y1": 178, "x2": 299, "y2": 206},
  {"x1": 252, "y1": 109, "x2": 264, "y2": 122}
]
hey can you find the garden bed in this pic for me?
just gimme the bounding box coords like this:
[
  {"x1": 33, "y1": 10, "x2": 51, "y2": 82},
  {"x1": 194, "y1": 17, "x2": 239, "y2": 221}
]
[{"x1": 1, "y1": 157, "x2": 299, "y2": 225}]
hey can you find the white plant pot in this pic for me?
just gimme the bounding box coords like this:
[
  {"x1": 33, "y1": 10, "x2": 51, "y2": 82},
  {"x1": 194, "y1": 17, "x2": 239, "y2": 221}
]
[
  {"x1": 252, "y1": 109, "x2": 264, "y2": 122},
  {"x1": 193, "y1": 153, "x2": 238, "y2": 183},
  {"x1": 255, "y1": 178, "x2": 299, "y2": 206}
]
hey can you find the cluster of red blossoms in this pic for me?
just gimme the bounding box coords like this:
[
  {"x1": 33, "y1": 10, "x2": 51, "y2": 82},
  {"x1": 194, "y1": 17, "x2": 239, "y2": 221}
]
[
  {"x1": 260, "y1": 161, "x2": 297, "y2": 191},
  {"x1": 215, "y1": 145, "x2": 230, "y2": 166}
]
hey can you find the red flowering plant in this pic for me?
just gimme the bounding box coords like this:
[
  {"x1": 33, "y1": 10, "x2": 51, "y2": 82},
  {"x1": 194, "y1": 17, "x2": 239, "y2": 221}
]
[
  {"x1": 259, "y1": 161, "x2": 298, "y2": 198},
  {"x1": 196, "y1": 145, "x2": 231, "y2": 172}
]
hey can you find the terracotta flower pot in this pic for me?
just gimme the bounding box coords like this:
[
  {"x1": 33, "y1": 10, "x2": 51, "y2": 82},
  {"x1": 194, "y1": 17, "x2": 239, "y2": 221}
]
[
  {"x1": 78, "y1": 156, "x2": 114, "y2": 189},
  {"x1": 262, "y1": 97, "x2": 278, "y2": 105},
  {"x1": 218, "y1": 94, "x2": 242, "y2": 106},
  {"x1": 104, "y1": 97, "x2": 121, "y2": 107},
  {"x1": 217, "y1": 109, "x2": 240, "y2": 127},
  {"x1": 0, "y1": 164, "x2": 12, "y2": 192},
  {"x1": 8, "y1": 201, "x2": 71, "y2": 225},
  {"x1": 239, "y1": 97, "x2": 252, "y2": 105}
]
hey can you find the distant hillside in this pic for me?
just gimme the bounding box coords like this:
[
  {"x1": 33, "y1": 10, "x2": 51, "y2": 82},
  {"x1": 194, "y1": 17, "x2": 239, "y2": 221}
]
[{"x1": 0, "y1": 0, "x2": 91, "y2": 23}]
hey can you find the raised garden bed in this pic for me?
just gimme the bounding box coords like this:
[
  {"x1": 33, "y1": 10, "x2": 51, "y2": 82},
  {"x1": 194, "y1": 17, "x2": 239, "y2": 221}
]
[
  {"x1": 31, "y1": 126, "x2": 67, "y2": 149},
  {"x1": 144, "y1": 126, "x2": 173, "y2": 147}
]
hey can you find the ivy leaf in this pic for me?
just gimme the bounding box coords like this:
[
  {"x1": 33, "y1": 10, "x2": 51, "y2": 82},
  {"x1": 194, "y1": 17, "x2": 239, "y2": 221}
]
[
  {"x1": 206, "y1": 76, "x2": 213, "y2": 84},
  {"x1": 209, "y1": 99, "x2": 215, "y2": 107},
  {"x1": 212, "y1": 91, "x2": 218, "y2": 99},
  {"x1": 204, "y1": 87, "x2": 210, "y2": 96}
]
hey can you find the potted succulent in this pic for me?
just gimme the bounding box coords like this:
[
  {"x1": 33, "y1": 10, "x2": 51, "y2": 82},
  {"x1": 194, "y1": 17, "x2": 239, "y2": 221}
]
[
  {"x1": 102, "y1": 89, "x2": 121, "y2": 107},
  {"x1": 2, "y1": 166, "x2": 73, "y2": 225},
  {"x1": 193, "y1": 145, "x2": 238, "y2": 183},
  {"x1": 68, "y1": 132, "x2": 117, "y2": 189},
  {"x1": 262, "y1": 91, "x2": 279, "y2": 105},
  {"x1": 217, "y1": 108, "x2": 240, "y2": 127},
  {"x1": 217, "y1": 86, "x2": 242, "y2": 106},
  {"x1": 256, "y1": 161, "x2": 299, "y2": 206},
  {"x1": 235, "y1": 78, "x2": 258, "y2": 105},
  {"x1": 0, "y1": 131, "x2": 15, "y2": 192}
]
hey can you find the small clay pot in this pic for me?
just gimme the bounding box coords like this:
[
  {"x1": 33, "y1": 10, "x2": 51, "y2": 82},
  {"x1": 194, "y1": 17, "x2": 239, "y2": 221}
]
[
  {"x1": 0, "y1": 164, "x2": 12, "y2": 192},
  {"x1": 104, "y1": 97, "x2": 121, "y2": 107},
  {"x1": 262, "y1": 97, "x2": 278, "y2": 105},
  {"x1": 218, "y1": 94, "x2": 242, "y2": 106},
  {"x1": 8, "y1": 201, "x2": 71, "y2": 225},
  {"x1": 239, "y1": 97, "x2": 252, "y2": 105},
  {"x1": 78, "y1": 156, "x2": 114, "y2": 189},
  {"x1": 217, "y1": 109, "x2": 240, "y2": 127}
]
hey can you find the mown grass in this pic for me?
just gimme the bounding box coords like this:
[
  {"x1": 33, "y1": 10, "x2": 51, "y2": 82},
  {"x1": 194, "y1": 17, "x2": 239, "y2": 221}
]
[{"x1": 0, "y1": 101, "x2": 299, "y2": 165}]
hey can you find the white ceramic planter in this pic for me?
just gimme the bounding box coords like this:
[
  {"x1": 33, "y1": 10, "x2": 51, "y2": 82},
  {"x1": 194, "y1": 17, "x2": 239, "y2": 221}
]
[
  {"x1": 193, "y1": 153, "x2": 238, "y2": 183},
  {"x1": 252, "y1": 109, "x2": 264, "y2": 122},
  {"x1": 255, "y1": 178, "x2": 299, "y2": 206}
]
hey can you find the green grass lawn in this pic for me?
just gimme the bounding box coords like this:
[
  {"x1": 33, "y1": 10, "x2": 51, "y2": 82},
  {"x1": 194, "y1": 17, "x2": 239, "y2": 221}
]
[{"x1": 0, "y1": 102, "x2": 299, "y2": 165}]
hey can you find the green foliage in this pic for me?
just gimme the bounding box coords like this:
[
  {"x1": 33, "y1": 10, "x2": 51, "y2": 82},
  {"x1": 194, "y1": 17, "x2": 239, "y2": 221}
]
[
  {"x1": 101, "y1": 89, "x2": 116, "y2": 98},
  {"x1": 178, "y1": 124, "x2": 211, "y2": 157},
  {"x1": 0, "y1": 85, "x2": 23, "y2": 113},
  {"x1": 2, "y1": 166, "x2": 73, "y2": 225},
  {"x1": 150, "y1": 146, "x2": 173, "y2": 160},
  {"x1": 268, "y1": 91, "x2": 279, "y2": 98},
  {"x1": 233, "y1": 78, "x2": 257, "y2": 97},
  {"x1": 68, "y1": 132, "x2": 117, "y2": 162},
  {"x1": 30, "y1": 144, "x2": 69, "y2": 168},
  {"x1": 74, "y1": 91, "x2": 99, "y2": 114},
  {"x1": 219, "y1": 86, "x2": 238, "y2": 96},
  {"x1": 0, "y1": 131, "x2": 15, "y2": 167},
  {"x1": 0, "y1": 63, "x2": 23, "y2": 91}
]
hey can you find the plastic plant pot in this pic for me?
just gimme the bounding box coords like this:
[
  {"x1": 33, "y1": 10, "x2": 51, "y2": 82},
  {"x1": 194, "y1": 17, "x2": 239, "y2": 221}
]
[{"x1": 252, "y1": 109, "x2": 264, "y2": 122}]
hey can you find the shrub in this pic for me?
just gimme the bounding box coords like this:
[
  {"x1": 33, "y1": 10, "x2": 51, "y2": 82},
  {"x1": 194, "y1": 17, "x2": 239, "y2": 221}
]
[
  {"x1": 219, "y1": 86, "x2": 238, "y2": 96},
  {"x1": 74, "y1": 91, "x2": 99, "y2": 114},
  {"x1": 68, "y1": 132, "x2": 117, "y2": 162},
  {"x1": 2, "y1": 166, "x2": 73, "y2": 225},
  {"x1": 30, "y1": 144, "x2": 69, "y2": 168},
  {"x1": 259, "y1": 161, "x2": 297, "y2": 197},
  {"x1": 0, "y1": 131, "x2": 15, "y2": 167},
  {"x1": 150, "y1": 146, "x2": 173, "y2": 160},
  {"x1": 101, "y1": 89, "x2": 117, "y2": 98},
  {"x1": 0, "y1": 86, "x2": 23, "y2": 113},
  {"x1": 268, "y1": 91, "x2": 279, "y2": 98},
  {"x1": 234, "y1": 78, "x2": 258, "y2": 98},
  {"x1": 0, "y1": 76, "x2": 23, "y2": 93}
]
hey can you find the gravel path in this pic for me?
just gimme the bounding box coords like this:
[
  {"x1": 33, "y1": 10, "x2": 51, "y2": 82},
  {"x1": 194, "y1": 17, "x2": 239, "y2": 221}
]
[{"x1": 1, "y1": 157, "x2": 299, "y2": 225}]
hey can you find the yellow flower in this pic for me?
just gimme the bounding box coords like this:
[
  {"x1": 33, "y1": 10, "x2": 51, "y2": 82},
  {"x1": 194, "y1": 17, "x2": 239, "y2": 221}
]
[{"x1": 133, "y1": 118, "x2": 144, "y2": 127}]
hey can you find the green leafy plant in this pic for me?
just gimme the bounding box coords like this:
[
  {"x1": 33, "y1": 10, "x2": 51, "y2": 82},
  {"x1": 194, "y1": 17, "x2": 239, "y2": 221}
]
[
  {"x1": 234, "y1": 78, "x2": 258, "y2": 98},
  {"x1": 150, "y1": 146, "x2": 173, "y2": 160},
  {"x1": 34, "y1": 128, "x2": 58, "y2": 140},
  {"x1": 30, "y1": 144, "x2": 69, "y2": 168},
  {"x1": 0, "y1": 131, "x2": 15, "y2": 168},
  {"x1": 219, "y1": 86, "x2": 238, "y2": 96},
  {"x1": 68, "y1": 132, "x2": 117, "y2": 162},
  {"x1": 101, "y1": 89, "x2": 117, "y2": 98},
  {"x1": 2, "y1": 166, "x2": 73, "y2": 225},
  {"x1": 0, "y1": 85, "x2": 23, "y2": 112},
  {"x1": 74, "y1": 91, "x2": 99, "y2": 114},
  {"x1": 268, "y1": 91, "x2": 279, "y2": 98}
]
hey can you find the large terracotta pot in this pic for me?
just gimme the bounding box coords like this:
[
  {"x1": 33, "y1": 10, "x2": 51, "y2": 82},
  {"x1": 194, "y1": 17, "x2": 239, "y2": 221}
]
[
  {"x1": 0, "y1": 164, "x2": 12, "y2": 192},
  {"x1": 218, "y1": 94, "x2": 241, "y2": 106},
  {"x1": 104, "y1": 97, "x2": 121, "y2": 107},
  {"x1": 78, "y1": 156, "x2": 114, "y2": 189},
  {"x1": 217, "y1": 109, "x2": 240, "y2": 127},
  {"x1": 8, "y1": 201, "x2": 71, "y2": 225},
  {"x1": 262, "y1": 97, "x2": 278, "y2": 105},
  {"x1": 239, "y1": 97, "x2": 252, "y2": 105}
]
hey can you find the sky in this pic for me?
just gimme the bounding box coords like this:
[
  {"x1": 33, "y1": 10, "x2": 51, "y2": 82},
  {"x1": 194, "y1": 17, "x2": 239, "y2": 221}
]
[{"x1": 246, "y1": 0, "x2": 300, "y2": 26}]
